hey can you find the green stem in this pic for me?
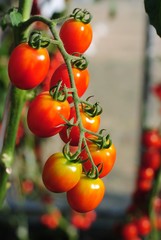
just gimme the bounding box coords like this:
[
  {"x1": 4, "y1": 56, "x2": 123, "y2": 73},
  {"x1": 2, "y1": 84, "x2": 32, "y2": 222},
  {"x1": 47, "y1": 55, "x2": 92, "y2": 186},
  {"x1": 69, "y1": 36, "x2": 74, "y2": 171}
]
[
  {"x1": 0, "y1": 0, "x2": 32, "y2": 207},
  {"x1": 59, "y1": 217, "x2": 79, "y2": 240},
  {"x1": 18, "y1": 0, "x2": 33, "y2": 21},
  {"x1": 19, "y1": 15, "x2": 70, "y2": 30},
  {"x1": 48, "y1": 22, "x2": 98, "y2": 177},
  {"x1": 14, "y1": 0, "x2": 33, "y2": 44}
]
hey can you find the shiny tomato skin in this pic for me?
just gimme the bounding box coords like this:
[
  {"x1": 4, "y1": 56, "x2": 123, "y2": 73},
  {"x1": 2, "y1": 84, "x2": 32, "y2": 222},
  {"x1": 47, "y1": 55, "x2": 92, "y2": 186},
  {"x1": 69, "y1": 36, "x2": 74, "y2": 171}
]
[
  {"x1": 67, "y1": 174, "x2": 105, "y2": 213},
  {"x1": 50, "y1": 63, "x2": 90, "y2": 103},
  {"x1": 121, "y1": 222, "x2": 138, "y2": 240},
  {"x1": 27, "y1": 91, "x2": 70, "y2": 137},
  {"x1": 141, "y1": 149, "x2": 161, "y2": 171},
  {"x1": 142, "y1": 129, "x2": 161, "y2": 149},
  {"x1": 137, "y1": 179, "x2": 153, "y2": 192},
  {"x1": 42, "y1": 153, "x2": 82, "y2": 193},
  {"x1": 136, "y1": 216, "x2": 151, "y2": 236},
  {"x1": 138, "y1": 167, "x2": 154, "y2": 181},
  {"x1": 42, "y1": 50, "x2": 64, "y2": 91},
  {"x1": 60, "y1": 19, "x2": 93, "y2": 54},
  {"x1": 59, "y1": 106, "x2": 100, "y2": 146},
  {"x1": 81, "y1": 143, "x2": 116, "y2": 178},
  {"x1": 8, "y1": 43, "x2": 50, "y2": 90}
]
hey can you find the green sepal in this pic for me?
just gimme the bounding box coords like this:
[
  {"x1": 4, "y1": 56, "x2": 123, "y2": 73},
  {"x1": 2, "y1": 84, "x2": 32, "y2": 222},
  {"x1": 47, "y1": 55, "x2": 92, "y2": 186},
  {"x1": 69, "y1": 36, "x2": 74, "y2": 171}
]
[{"x1": 86, "y1": 165, "x2": 99, "y2": 179}]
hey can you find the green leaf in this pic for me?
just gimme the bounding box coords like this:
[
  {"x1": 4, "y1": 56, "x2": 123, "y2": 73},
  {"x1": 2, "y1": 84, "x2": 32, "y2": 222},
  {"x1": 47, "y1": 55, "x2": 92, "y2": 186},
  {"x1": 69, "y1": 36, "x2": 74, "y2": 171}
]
[
  {"x1": 144, "y1": 0, "x2": 161, "y2": 37},
  {"x1": 9, "y1": 9, "x2": 22, "y2": 27},
  {"x1": 0, "y1": 8, "x2": 23, "y2": 30}
]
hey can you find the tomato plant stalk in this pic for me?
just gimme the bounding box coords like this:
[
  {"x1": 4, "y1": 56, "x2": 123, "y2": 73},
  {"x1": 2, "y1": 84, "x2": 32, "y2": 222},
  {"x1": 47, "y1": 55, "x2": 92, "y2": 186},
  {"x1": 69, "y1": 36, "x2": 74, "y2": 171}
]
[
  {"x1": 0, "y1": 1, "x2": 103, "y2": 207},
  {"x1": 0, "y1": 0, "x2": 33, "y2": 207}
]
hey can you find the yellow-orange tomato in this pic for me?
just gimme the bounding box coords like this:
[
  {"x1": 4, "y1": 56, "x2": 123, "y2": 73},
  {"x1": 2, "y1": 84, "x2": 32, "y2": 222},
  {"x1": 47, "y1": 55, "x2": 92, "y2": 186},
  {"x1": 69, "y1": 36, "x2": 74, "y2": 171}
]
[
  {"x1": 81, "y1": 143, "x2": 116, "y2": 178},
  {"x1": 42, "y1": 153, "x2": 82, "y2": 193},
  {"x1": 67, "y1": 174, "x2": 105, "y2": 213},
  {"x1": 27, "y1": 91, "x2": 70, "y2": 137}
]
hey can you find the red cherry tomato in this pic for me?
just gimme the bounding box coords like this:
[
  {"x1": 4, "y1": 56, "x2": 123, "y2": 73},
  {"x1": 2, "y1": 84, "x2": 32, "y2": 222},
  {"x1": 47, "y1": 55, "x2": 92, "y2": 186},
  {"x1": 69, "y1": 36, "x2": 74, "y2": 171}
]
[
  {"x1": 138, "y1": 167, "x2": 154, "y2": 181},
  {"x1": 81, "y1": 142, "x2": 116, "y2": 178},
  {"x1": 136, "y1": 216, "x2": 151, "y2": 236},
  {"x1": 27, "y1": 91, "x2": 70, "y2": 137},
  {"x1": 67, "y1": 174, "x2": 105, "y2": 213},
  {"x1": 42, "y1": 50, "x2": 64, "y2": 91},
  {"x1": 71, "y1": 210, "x2": 96, "y2": 230},
  {"x1": 121, "y1": 222, "x2": 138, "y2": 240},
  {"x1": 42, "y1": 152, "x2": 82, "y2": 193},
  {"x1": 155, "y1": 215, "x2": 161, "y2": 231},
  {"x1": 141, "y1": 149, "x2": 161, "y2": 170},
  {"x1": 50, "y1": 63, "x2": 90, "y2": 103},
  {"x1": 137, "y1": 179, "x2": 153, "y2": 192},
  {"x1": 60, "y1": 19, "x2": 93, "y2": 54},
  {"x1": 59, "y1": 105, "x2": 100, "y2": 146},
  {"x1": 152, "y1": 83, "x2": 161, "y2": 100},
  {"x1": 153, "y1": 197, "x2": 161, "y2": 213},
  {"x1": 8, "y1": 43, "x2": 50, "y2": 90},
  {"x1": 142, "y1": 129, "x2": 161, "y2": 149},
  {"x1": 21, "y1": 179, "x2": 34, "y2": 194}
]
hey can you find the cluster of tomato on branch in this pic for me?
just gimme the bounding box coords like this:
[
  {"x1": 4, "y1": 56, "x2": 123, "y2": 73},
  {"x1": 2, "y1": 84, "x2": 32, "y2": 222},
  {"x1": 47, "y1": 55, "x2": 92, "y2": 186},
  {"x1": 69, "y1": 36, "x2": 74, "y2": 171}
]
[
  {"x1": 117, "y1": 84, "x2": 161, "y2": 240},
  {"x1": 7, "y1": 8, "x2": 116, "y2": 213}
]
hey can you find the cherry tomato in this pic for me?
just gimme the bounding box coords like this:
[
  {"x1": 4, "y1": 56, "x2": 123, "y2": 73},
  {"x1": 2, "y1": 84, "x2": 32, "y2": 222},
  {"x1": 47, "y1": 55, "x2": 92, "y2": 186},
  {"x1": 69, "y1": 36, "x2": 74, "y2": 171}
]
[
  {"x1": 8, "y1": 43, "x2": 50, "y2": 90},
  {"x1": 42, "y1": 152, "x2": 82, "y2": 193},
  {"x1": 60, "y1": 19, "x2": 93, "y2": 54},
  {"x1": 27, "y1": 91, "x2": 70, "y2": 137},
  {"x1": 136, "y1": 216, "x2": 151, "y2": 236},
  {"x1": 152, "y1": 83, "x2": 161, "y2": 101},
  {"x1": 121, "y1": 222, "x2": 138, "y2": 240},
  {"x1": 142, "y1": 129, "x2": 161, "y2": 149},
  {"x1": 40, "y1": 209, "x2": 61, "y2": 229},
  {"x1": 21, "y1": 179, "x2": 34, "y2": 194},
  {"x1": 71, "y1": 210, "x2": 96, "y2": 230},
  {"x1": 138, "y1": 167, "x2": 154, "y2": 181},
  {"x1": 155, "y1": 215, "x2": 161, "y2": 231},
  {"x1": 137, "y1": 179, "x2": 153, "y2": 192},
  {"x1": 67, "y1": 174, "x2": 105, "y2": 213},
  {"x1": 141, "y1": 149, "x2": 161, "y2": 170},
  {"x1": 153, "y1": 197, "x2": 161, "y2": 213},
  {"x1": 59, "y1": 105, "x2": 100, "y2": 146},
  {"x1": 50, "y1": 63, "x2": 90, "y2": 103},
  {"x1": 81, "y1": 142, "x2": 116, "y2": 178},
  {"x1": 42, "y1": 50, "x2": 64, "y2": 91}
]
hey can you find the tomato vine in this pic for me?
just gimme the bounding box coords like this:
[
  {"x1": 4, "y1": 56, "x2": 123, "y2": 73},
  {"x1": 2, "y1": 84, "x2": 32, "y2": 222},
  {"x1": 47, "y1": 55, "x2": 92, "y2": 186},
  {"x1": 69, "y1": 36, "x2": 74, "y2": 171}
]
[{"x1": 0, "y1": 0, "x2": 116, "y2": 213}]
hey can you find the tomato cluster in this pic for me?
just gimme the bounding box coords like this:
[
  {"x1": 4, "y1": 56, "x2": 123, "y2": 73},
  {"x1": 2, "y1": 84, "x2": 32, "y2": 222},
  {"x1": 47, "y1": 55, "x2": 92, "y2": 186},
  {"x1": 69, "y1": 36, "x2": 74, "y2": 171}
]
[
  {"x1": 40, "y1": 209, "x2": 62, "y2": 229},
  {"x1": 70, "y1": 210, "x2": 96, "y2": 230},
  {"x1": 7, "y1": 8, "x2": 116, "y2": 213},
  {"x1": 117, "y1": 128, "x2": 161, "y2": 239},
  {"x1": 121, "y1": 216, "x2": 151, "y2": 240},
  {"x1": 114, "y1": 79, "x2": 161, "y2": 239},
  {"x1": 153, "y1": 196, "x2": 161, "y2": 230},
  {"x1": 50, "y1": 63, "x2": 90, "y2": 103}
]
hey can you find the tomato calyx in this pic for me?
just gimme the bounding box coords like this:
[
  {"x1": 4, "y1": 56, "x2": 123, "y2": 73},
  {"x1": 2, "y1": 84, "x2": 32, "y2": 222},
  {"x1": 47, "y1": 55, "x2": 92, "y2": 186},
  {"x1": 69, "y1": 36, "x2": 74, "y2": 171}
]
[
  {"x1": 88, "y1": 130, "x2": 112, "y2": 149},
  {"x1": 71, "y1": 54, "x2": 88, "y2": 70},
  {"x1": 28, "y1": 30, "x2": 50, "y2": 49},
  {"x1": 70, "y1": 8, "x2": 92, "y2": 24},
  {"x1": 81, "y1": 98, "x2": 103, "y2": 118},
  {"x1": 62, "y1": 143, "x2": 81, "y2": 163},
  {"x1": 49, "y1": 81, "x2": 68, "y2": 102},
  {"x1": 86, "y1": 163, "x2": 100, "y2": 179}
]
